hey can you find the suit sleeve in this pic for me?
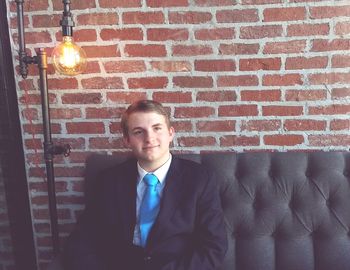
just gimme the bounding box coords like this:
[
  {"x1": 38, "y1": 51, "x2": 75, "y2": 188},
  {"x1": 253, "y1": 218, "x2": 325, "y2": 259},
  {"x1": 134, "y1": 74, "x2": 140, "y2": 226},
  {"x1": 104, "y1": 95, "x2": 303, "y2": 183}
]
[
  {"x1": 62, "y1": 177, "x2": 106, "y2": 270},
  {"x1": 160, "y1": 169, "x2": 228, "y2": 270}
]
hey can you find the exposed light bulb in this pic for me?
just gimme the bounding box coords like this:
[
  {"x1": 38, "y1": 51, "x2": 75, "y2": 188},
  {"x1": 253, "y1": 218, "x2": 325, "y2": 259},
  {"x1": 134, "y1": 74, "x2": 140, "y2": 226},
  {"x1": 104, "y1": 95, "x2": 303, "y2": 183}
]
[{"x1": 51, "y1": 36, "x2": 87, "y2": 76}]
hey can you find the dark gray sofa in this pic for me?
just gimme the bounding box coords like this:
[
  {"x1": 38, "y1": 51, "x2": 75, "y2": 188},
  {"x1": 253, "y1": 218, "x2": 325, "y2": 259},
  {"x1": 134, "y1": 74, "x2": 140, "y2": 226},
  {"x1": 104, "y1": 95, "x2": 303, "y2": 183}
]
[{"x1": 49, "y1": 151, "x2": 350, "y2": 270}]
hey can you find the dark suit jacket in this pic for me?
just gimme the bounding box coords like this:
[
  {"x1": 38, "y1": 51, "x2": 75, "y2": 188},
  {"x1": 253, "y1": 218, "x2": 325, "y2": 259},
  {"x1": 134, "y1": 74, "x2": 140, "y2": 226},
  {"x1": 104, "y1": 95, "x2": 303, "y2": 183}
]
[{"x1": 63, "y1": 156, "x2": 227, "y2": 270}]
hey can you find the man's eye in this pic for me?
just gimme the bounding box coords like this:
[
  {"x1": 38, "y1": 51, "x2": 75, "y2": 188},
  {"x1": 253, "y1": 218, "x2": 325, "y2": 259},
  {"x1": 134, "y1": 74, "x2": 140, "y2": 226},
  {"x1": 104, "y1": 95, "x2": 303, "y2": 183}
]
[{"x1": 133, "y1": 130, "x2": 142, "y2": 135}]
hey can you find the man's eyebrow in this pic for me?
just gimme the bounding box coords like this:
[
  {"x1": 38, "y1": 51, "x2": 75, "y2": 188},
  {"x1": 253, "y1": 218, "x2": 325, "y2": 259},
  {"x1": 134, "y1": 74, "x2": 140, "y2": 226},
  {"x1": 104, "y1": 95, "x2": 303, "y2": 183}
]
[
  {"x1": 131, "y1": 123, "x2": 163, "y2": 131},
  {"x1": 152, "y1": 123, "x2": 166, "y2": 129},
  {"x1": 131, "y1": 127, "x2": 143, "y2": 131}
]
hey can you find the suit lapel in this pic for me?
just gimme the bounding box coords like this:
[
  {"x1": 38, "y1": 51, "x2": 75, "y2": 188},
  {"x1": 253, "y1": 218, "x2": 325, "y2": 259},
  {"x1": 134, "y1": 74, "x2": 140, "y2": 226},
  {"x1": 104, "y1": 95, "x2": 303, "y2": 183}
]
[{"x1": 147, "y1": 157, "x2": 186, "y2": 247}]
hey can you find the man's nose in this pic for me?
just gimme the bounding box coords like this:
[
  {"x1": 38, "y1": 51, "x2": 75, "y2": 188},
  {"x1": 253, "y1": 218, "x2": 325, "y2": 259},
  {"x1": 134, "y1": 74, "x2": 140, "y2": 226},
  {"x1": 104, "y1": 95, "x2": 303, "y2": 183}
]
[{"x1": 144, "y1": 130, "x2": 155, "y2": 142}]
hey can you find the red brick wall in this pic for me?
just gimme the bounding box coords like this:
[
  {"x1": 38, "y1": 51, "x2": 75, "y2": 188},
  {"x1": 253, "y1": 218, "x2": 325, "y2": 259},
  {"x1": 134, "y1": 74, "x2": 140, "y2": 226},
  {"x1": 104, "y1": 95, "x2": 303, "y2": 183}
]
[{"x1": 6, "y1": 0, "x2": 350, "y2": 268}]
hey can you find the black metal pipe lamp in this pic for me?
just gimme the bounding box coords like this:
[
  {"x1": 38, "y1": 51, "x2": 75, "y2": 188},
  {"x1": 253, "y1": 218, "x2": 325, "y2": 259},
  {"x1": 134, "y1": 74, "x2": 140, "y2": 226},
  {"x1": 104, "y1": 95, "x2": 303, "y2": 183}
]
[{"x1": 15, "y1": 0, "x2": 86, "y2": 255}]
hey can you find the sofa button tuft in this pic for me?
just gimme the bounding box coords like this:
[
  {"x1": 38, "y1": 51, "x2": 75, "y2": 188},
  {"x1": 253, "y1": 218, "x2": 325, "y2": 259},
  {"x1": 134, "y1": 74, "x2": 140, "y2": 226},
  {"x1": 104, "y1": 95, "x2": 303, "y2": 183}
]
[
  {"x1": 305, "y1": 171, "x2": 312, "y2": 178},
  {"x1": 144, "y1": 256, "x2": 152, "y2": 262},
  {"x1": 268, "y1": 170, "x2": 274, "y2": 178},
  {"x1": 252, "y1": 199, "x2": 259, "y2": 210}
]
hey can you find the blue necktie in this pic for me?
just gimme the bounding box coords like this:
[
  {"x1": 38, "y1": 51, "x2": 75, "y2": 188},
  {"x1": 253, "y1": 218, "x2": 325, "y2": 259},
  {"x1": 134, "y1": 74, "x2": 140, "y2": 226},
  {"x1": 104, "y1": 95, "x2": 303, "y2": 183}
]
[{"x1": 140, "y1": 173, "x2": 160, "y2": 247}]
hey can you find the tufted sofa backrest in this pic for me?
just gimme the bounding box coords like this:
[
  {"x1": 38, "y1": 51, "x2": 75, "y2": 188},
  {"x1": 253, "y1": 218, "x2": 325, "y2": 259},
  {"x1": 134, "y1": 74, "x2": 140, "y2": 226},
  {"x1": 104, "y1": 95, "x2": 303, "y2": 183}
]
[{"x1": 82, "y1": 151, "x2": 350, "y2": 270}]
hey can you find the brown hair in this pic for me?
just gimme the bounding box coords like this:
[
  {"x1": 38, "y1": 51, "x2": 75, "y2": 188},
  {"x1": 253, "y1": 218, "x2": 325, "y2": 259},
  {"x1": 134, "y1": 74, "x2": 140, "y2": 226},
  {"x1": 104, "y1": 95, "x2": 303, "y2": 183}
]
[{"x1": 121, "y1": 100, "x2": 171, "y2": 138}]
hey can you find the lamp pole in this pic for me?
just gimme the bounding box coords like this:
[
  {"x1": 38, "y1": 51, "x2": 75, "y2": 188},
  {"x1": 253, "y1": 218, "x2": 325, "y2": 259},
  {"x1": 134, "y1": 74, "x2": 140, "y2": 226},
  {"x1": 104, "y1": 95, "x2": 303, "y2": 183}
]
[
  {"x1": 15, "y1": 0, "x2": 71, "y2": 255},
  {"x1": 37, "y1": 49, "x2": 61, "y2": 255}
]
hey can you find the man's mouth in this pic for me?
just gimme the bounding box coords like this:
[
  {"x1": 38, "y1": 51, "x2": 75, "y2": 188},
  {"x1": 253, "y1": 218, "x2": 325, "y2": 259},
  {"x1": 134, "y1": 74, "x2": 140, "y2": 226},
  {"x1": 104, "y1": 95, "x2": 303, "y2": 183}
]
[{"x1": 143, "y1": 145, "x2": 159, "y2": 150}]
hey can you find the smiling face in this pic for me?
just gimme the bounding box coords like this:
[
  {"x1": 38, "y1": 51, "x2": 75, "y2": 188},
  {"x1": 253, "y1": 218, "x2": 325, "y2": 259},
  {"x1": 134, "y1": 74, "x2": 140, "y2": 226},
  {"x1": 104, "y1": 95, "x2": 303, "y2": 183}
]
[{"x1": 123, "y1": 111, "x2": 175, "y2": 172}]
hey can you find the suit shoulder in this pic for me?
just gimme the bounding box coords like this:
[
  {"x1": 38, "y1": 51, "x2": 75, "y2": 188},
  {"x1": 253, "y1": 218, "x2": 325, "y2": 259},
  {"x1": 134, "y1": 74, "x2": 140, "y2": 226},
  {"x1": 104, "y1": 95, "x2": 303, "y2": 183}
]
[
  {"x1": 85, "y1": 157, "x2": 135, "y2": 192},
  {"x1": 98, "y1": 157, "x2": 137, "y2": 183},
  {"x1": 176, "y1": 157, "x2": 201, "y2": 168},
  {"x1": 172, "y1": 157, "x2": 219, "y2": 196},
  {"x1": 102, "y1": 157, "x2": 136, "y2": 172},
  {"x1": 175, "y1": 157, "x2": 213, "y2": 177}
]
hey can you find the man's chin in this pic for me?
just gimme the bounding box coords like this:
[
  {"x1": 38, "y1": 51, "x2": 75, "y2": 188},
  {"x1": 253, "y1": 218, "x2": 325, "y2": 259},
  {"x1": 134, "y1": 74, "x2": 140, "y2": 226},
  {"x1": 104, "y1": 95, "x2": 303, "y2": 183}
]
[{"x1": 138, "y1": 152, "x2": 157, "y2": 162}]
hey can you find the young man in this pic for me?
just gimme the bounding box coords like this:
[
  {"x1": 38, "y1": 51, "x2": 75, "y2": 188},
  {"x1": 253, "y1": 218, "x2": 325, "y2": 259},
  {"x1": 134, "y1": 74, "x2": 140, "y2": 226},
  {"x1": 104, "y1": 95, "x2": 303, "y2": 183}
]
[{"x1": 63, "y1": 100, "x2": 227, "y2": 270}]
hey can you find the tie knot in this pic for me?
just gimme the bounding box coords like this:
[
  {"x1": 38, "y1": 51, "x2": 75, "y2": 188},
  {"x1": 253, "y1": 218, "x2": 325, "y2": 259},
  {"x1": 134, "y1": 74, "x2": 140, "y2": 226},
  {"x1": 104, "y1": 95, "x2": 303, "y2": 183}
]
[{"x1": 143, "y1": 173, "x2": 158, "y2": 186}]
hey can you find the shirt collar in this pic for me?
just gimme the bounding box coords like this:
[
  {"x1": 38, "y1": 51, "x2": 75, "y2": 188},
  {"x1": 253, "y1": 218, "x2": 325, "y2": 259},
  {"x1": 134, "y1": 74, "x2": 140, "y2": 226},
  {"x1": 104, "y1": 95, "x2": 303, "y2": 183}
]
[{"x1": 137, "y1": 154, "x2": 172, "y2": 185}]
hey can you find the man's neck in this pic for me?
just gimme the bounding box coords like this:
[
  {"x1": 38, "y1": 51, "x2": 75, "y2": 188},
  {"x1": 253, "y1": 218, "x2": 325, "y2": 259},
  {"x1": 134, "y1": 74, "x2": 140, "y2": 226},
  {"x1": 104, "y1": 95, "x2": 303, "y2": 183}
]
[{"x1": 139, "y1": 153, "x2": 171, "y2": 172}]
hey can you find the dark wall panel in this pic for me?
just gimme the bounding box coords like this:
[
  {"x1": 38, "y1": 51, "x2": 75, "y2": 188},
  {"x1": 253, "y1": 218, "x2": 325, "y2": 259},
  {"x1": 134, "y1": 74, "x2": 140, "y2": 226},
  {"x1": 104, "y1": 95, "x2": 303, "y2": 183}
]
[{"x1": 0, "y1": 1, "x2": 37, "y2": 269}]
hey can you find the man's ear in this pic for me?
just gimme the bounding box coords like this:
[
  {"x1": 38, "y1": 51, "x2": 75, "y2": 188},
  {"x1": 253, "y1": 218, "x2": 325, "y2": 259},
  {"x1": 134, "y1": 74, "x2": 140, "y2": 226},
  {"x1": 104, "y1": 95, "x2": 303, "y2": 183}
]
[{"x1": 169, "y1": 126, "x2": 175, "y2": 140}]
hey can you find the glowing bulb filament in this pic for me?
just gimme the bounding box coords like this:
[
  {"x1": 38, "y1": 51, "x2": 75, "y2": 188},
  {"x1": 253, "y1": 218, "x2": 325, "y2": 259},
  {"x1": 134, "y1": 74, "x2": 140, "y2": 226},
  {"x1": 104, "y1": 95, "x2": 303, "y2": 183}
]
[{"x1": 60, "y1": 46, "x2": 77, "y2": 68}]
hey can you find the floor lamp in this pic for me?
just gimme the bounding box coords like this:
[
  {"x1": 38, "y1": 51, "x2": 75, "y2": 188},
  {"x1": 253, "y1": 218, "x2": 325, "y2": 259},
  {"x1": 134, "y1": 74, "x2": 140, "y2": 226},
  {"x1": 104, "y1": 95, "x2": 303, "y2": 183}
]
[{"x1": 15, "y1": 0, "x2": 86, "y2": 255}]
